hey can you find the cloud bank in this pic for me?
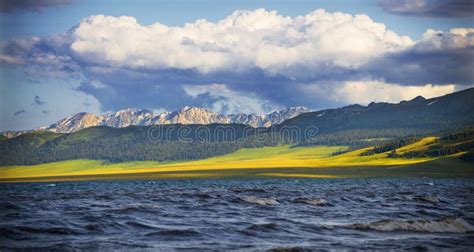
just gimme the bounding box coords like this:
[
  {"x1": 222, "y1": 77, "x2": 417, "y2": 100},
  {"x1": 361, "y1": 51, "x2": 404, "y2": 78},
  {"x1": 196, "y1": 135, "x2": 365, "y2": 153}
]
[
  {"x1": 1, "y1": 9, "x2": 472, "y2": 113},
  {"x1": 379, "y1": 0, "x2": 474, "y2": 17},
  {"x1": 69, "y1": 10, "x2": 414, "y2": 74},
  {"x1": 0, "y1": 0, "x2": 74, "y2": 12}
]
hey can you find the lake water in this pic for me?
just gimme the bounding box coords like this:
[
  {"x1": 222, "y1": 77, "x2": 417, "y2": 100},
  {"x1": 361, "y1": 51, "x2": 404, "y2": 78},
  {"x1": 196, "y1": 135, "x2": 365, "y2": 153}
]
[{"x1": 1, "y1": 178, "x2": 474, "y2": 250}]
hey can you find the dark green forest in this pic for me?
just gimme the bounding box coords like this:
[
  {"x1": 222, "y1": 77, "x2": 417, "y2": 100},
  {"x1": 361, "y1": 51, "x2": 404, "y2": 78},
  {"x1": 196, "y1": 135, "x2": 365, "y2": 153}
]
[
  {"x1": 396, "y1": 128, "x2": 474, "y2": 159},
  {"x1": 0, "y1": 125, "x2": 286, "y2": 165}
]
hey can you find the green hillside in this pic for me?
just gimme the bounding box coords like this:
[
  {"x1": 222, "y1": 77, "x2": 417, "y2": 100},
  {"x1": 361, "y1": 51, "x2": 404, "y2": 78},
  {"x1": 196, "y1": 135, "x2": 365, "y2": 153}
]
[
  {"x1": 1, "y1": 137, "x2": 473, "y2": 182},
  {"x1": 0, "y1": 124, "x2": 284, "y2": 165},
  {"x1": 278, "y1": 88, "x2": 474, "y2": 144}
]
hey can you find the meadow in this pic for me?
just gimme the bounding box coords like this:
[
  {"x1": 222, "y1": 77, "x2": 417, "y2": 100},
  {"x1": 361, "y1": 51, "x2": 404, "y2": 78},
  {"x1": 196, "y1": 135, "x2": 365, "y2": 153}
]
[{"x1": 1, "y1": 137, "x2": 472, "y2": 182}]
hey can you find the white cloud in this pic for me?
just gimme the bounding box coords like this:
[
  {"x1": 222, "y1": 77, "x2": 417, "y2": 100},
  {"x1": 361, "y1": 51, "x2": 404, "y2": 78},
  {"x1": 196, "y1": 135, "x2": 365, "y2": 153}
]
[
  {"x1": 0, "y1": 54, "x2": 23, "y2": 64},
  {"x1": 69, "y1": 9, "x2": 413, "y2": 74},
  {"x1": 417, "y1": 28, "x2": 474, "y2": 51},
  {"x1": 183, "y1": 83, "x2": 280, "y2": 114},
  {"x1": 300, "y1": 80, "x2": 456, "y2": 106}
]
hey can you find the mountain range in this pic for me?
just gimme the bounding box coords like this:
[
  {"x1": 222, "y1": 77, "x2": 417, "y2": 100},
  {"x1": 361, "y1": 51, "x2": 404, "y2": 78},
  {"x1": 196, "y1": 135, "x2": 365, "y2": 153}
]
[
  {"x1": 2, "y1": 106, "x2": 310, "y2": 137},
  {"x1": 2, "y1": 87, "x2": 474, "y2": 140},
  {"x1": 1, "y1": 88, "x2": 474, "y2": 166},
  {"x1": 278, "y1": 87, "x2": 474, "y2": 136}
]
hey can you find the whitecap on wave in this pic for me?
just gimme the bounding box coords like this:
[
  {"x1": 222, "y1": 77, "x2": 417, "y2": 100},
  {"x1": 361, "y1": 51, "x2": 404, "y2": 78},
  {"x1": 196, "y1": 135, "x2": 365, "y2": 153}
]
[
  {"x1": 415, "y1": 195, "x2": 439, "y2": 204},
  {"x1": 294, "y1": 198, "x2": 327, "y2": 206},
  {"x1": 239, "y1": 196, "x2": 279, "y2": 206},
  {"x1": 349, "y1": 217, "x2": 473, "y2": 233}
]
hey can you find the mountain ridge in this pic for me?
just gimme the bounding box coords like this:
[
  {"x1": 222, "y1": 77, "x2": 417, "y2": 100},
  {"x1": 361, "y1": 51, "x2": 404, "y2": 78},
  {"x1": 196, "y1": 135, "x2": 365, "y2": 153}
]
[
  {"x1": 1, "y1": 106, "x2": 310, "y2": 137},
  {"x1": 2, "y1": 88, "x2": 474, "y2": 139},
  {"x1": 277, "y1": 88, "x2": 474, "y2": 141}
]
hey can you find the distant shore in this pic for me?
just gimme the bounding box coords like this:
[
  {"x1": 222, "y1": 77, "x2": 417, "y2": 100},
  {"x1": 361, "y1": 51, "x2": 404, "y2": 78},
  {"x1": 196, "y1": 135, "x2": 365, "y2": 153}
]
[
  {"x1": 1, "y1": 157, "x2": 473, "y2": 183},
  {"x1": 2, "y1": 140, "x2": 473, "y2": 183}
]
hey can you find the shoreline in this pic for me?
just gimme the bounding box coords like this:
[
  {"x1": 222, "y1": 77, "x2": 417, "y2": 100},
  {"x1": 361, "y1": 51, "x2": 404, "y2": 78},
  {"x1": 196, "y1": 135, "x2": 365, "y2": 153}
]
[{"x1": 2, "y1": 158, "x2": 473, "y2": 183}]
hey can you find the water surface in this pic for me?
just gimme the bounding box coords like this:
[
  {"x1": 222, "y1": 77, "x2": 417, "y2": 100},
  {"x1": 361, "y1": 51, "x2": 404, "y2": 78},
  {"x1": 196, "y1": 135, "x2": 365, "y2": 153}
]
[{"x1": 1, "y1": 178, "x2": 473, "y2": 250}]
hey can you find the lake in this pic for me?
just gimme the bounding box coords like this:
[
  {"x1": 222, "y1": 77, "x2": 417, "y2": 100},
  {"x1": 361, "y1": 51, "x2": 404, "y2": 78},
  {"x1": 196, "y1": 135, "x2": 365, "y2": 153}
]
[{"x1": 1, "y1": 178, "x2": 473, "y2": 250}]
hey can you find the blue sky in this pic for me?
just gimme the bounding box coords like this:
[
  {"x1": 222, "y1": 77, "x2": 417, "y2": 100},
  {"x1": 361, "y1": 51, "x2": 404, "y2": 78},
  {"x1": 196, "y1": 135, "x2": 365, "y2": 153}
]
[
  {"x1": 0, "y1": 0, "x2": 473, "y2": 131},
  {"x1": 1, "y1": 0, "x2": 473, "y2": 40}
]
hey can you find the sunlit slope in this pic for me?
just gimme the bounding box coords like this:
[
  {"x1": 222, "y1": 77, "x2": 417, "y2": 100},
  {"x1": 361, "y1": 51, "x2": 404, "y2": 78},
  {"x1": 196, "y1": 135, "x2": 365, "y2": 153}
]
[
  {"x1": 317, "y1": 137, "x2": 439, "y2": 167},
  {"x1": 0, "y1": 137, "x2": 443, "y2": 180},
  {"x1": 152, "y1": 139, "x2": 436, "y2": 171},
  {"x1": 0, "y1": 146, "x2": 342, "y2": 178},
  {"x1": 0, "y1": 160, "x2": 164, "y2": 179}
]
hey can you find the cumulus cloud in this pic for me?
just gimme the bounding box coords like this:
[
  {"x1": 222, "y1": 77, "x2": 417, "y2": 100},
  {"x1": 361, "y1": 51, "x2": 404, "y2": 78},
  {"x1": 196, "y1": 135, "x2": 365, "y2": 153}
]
[
  {"x1": 330, "y1": 81, "x2": 456, "y2": 104},
  {"x1": 296, "y1": 80, "x2": 456, "y2": 108},
  {"x1": 0, "y1": 0, "x2": 74, "y2": 12},
  {"x1": 68, "y1": 9, "x2": 413, "y2": 74},
  {"x1": 183, "y1": 83, "x2": 280, "y2": 114},
  {"x1": 379, "y1": 0, "x2": 474, "y2": 17},
  {"x1": 0, "y1": 9, "x2": 472, "y2": 113},
  {"x1": 418, "y1": 28, "x2": 474, "y2": 50},
  {"x1": 0, "y1": 35, "x2": 81, "y2": 79},
  {"x1": 365, "y1": 28, "x2": 474, "y2": 85}
]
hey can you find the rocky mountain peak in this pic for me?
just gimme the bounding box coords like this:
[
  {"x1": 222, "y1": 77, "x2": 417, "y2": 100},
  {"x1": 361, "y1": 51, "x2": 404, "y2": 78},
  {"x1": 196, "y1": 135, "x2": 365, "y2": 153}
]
[
  {"x1": 169, "y1": 106, "x2": 227, "y2": 124},
  {"x1": 24, "y1": 106, "x2": 312, "y2": 134},
  {"x1": 48, "y1": 112, "x2": 102, "y2": 133}
]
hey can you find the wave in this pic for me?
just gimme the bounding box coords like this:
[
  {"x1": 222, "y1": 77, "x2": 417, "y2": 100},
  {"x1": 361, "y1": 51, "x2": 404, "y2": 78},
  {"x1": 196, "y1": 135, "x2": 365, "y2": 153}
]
[
  {"x1": 125, "y1": 221, "x2": 159, "y2": 230},
  {"x1": 178, "y1": 191, "x2": 213, "y2": 199},
  {"x1": 15, "y1": 226, "x2": 81, "y2": 235},
  {"x1": 415, "y1": 195, "x2": 439, "y2": 204},
  {"x1": 349, "y1": 217, "x2": 474, "y2": 233},
  {"x1": 269, "y1": 246, "x2": 310, "y2": 252},
  {"x1": 146, "y1": 228, "x2": 201, "y2": 237},
  {"x1": 246, "y1": 223, "x2": 279, "y2": 232},
  {"x1": 294, "y1": 198, "x2": 327, "y2": 206},
  {"x1": 195, "y1": 192, "x2": 213, "y2": 199},
  {"x1": 0, "y1": 202, "x2": 21, "y2": 210},
  {"x1": 238, "y1": 196, "x2": 279, "y2": 206},
  {"x1": 113, "y1": 203, "x2": 161, "y2": 213},
  {"x1": 0, "y1": 227, "x2": 24, "y2": 239},
  {"x1": 231, "y1": 188, "x2": 267, "y2": 193},
  {"x1": 84, "y1": 223, "x2": 102, "y2": 232}
]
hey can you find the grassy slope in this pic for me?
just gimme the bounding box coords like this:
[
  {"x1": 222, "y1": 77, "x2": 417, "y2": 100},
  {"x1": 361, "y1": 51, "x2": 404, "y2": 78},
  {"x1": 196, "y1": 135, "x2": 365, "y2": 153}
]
[{"x1": 1, "y1": 137, "x2": 472, "y2": 182}]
